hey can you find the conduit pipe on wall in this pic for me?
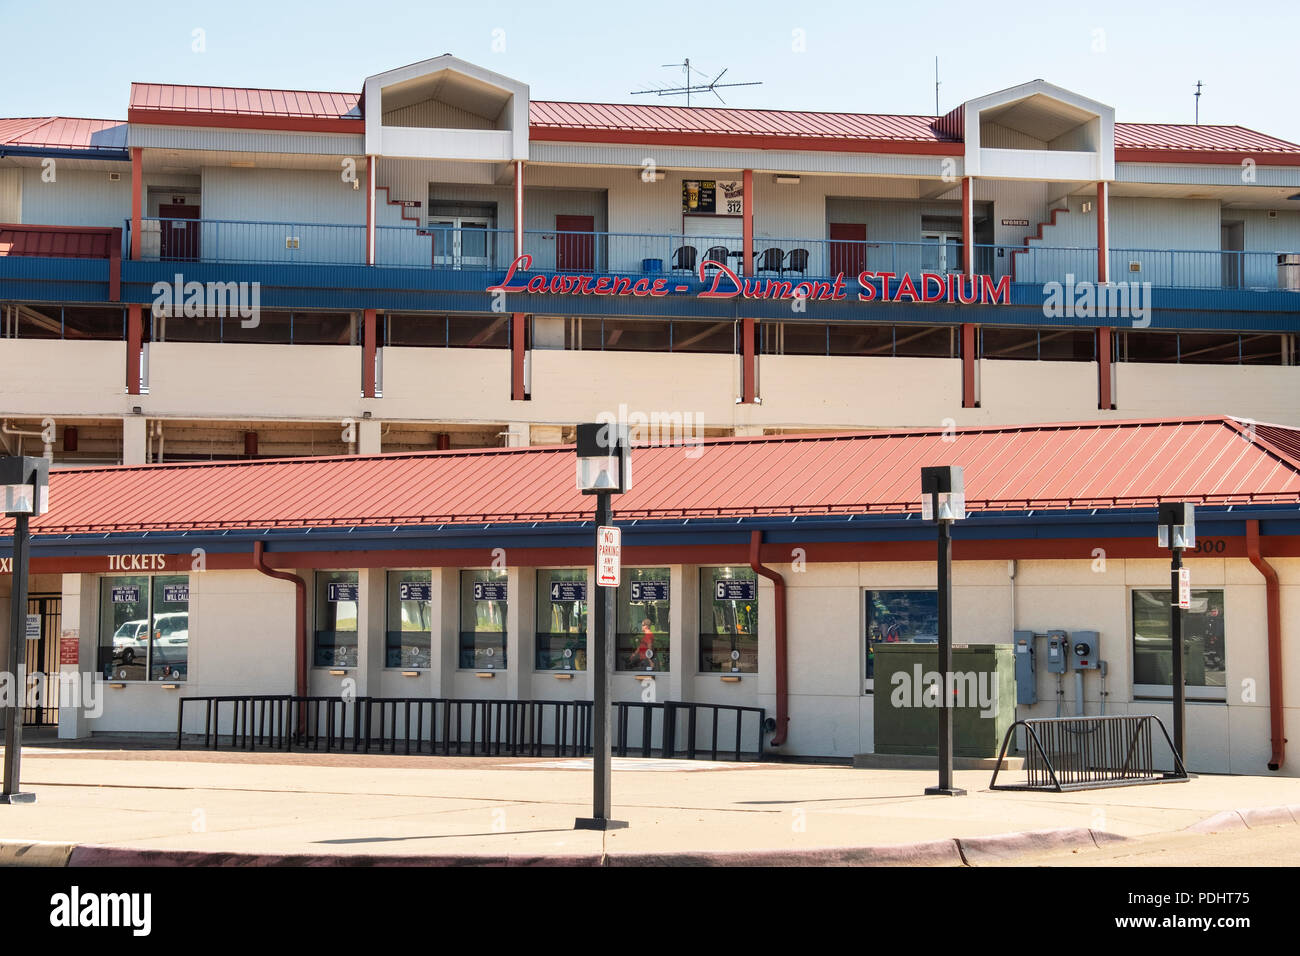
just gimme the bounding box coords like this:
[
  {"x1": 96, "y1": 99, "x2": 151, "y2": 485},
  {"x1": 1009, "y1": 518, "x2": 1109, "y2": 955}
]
[
  {"x1": 253, "y1": 541, "x2": 307, "y2": 701},
  {"x1": 1246, "y1": 520, "x2": 1285, "y2": 771},
  {"x1": 749, "y1": 530, "x2": 788, "y2": 746}
]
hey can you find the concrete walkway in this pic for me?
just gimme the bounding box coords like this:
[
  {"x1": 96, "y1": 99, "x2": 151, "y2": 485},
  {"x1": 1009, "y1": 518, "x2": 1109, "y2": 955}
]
[{"x1": 0, "y1": 745, "x2": 1297, "y2": 865}]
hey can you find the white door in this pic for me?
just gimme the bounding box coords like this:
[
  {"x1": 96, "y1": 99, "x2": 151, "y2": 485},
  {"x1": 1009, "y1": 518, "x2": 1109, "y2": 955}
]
[{"x1": 921, "y1": 231, "x2": 963, "y2": 274}]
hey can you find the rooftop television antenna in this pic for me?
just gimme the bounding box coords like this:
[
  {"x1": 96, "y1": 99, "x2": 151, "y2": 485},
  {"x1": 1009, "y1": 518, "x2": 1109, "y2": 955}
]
[
  {"x1": 1194, "y1": 80, "x2": 1203, "y2": 124},
  {"x1": 631, "y1": 59, "x2": 762, "y2": 107}
]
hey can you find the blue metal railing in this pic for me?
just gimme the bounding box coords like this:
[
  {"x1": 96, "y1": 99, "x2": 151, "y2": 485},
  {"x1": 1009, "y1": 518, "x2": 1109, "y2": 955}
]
[{"x1": 125, "y1": 218, "x2": 1296, "y2": 291}]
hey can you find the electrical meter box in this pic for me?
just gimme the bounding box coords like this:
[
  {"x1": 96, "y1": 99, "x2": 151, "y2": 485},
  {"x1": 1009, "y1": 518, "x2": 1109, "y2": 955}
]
[
  {"x1": 1013, "y1": 630, "x2": 1037, "y2": 705},
  {"x1": 1071, "y1": 630, "x2": 1100, "y2": 670},
  {"x1": 1045, "y1": 629, "x2": 1069, "y2": 674}
]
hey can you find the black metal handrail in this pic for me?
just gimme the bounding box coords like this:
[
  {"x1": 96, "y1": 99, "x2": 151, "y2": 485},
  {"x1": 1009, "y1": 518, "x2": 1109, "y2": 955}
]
[
  {"x1": 989, "y1": 714, "x2": 1189, "y2": 792},
  {"x1": 177, "y1": 695, "x2": 766, "y2": 762}
]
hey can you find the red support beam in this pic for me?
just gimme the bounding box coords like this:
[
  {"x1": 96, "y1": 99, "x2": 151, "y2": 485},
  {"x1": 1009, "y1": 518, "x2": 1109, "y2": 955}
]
[
  {"x1": 511, "y1": 312, "x2": 527, "y2": 401},
  {"x1": 961, "y1": 176, "x2": 974, "y2": 276},
  {"x1": 126, "y1": 304, "x2": 142, "y2": 395},
  {"x1": 1097, "y1": 326, "x2": 1114, "y2": 410},
  {"x1": 961, "y1": 322, "x2": 978, "y2": 408},
  {"x1": 108, "y1": 226, "x2": 121, "y2": 301},
  {"x1": 130, "y1": 148, "x2": 142, "y2": 260},
  {"x1": 741, "y1": 317, "x2": 757, "y2": 404},
  {"x1": 742, "y1": 168, "x2": 754, "y2": 276},
  {"x1": 1096, "y1": 181, "x2": 1109, "y2": 284},
  {"x1": 361, "y1": 309, "x2": 377, "y2": 398}
]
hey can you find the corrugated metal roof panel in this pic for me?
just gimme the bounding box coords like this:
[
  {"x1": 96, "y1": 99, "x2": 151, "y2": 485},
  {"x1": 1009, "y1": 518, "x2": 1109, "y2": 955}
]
[
  {"x1": 9, "y1": 417, "x2": 1300, "y2": 537},
  {"x1": 1114, "y1": 123, "x2": 1300, "y2": 154},
  {"x1": 128, "y1": 83, "x2": 361, "y2": 119},
  {"x1": 0, "y1": 117, "x2": 126, "y2": 150},
  {"x1": 0, "y1": 225, "x2": 114, "y2": 258}
]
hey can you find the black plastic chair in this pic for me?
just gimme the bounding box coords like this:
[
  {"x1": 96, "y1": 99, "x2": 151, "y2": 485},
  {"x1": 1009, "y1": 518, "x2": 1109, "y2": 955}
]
[
  {"x1": 784, "y1": 248, "x2": 810, "y2": 275},
  {"x1": 671, "y1": 245, "x2": 697, "y2": 272},
  {"x1": 757, "y1": 247, "x2": 785, "y2": 273},
  {"x1": 702, "y1": 245, "x2": 731, "y2": 270}
]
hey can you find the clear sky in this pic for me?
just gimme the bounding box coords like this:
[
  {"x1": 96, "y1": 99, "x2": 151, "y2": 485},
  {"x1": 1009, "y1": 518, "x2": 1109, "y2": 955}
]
[{"x1": 3, "y1": 0, "x2": 1298, "y2": 143}]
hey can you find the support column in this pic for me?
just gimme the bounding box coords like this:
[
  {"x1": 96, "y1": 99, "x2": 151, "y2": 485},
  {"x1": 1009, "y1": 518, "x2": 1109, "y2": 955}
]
[
  {"x1": 362, "y1": 308, "x2": 377, "y2": 398},
  {"x1": 122, "y1": 415, "x2": 147, "y2": 466},
  {"x1": 1096, "y1": 181, "x2": 1109, "y2": 284},
  {"x1": 961, "y1": 176, "x2": 975, "y2": 276},
  {"x1": 1097, "y1": 326, "x2": 1114, "y2": 410},
  {"x1": 511, "y1": 312, "x2": 528, "y2": 401},
  {"x1": 126, "y1": 304, "x2": 142, "y2": 395},
  {"x1": 58, "y1": 573, "x2": 93, "y2": 741},
  {"x1": 366, "y1": 156, "x2": 377, "y2": 266},
  {"x1": 357, "y1": 418, "x2": 382, "y2": 455},
  {"x1": 740, "y1": 317, "x2": 757, "y2": 404},
  {"x1": 742, "y1": 168, "x2": 754, "y2": 276},
  {"x1": 504, "y1": 423, "x2": 530, "y2": 447},
  {"x1": 961, "y1": 322, "x2": 978, "y2": 409},
  {"x1": 130, "y1": 148, "x2": 143, "y2": 260},
  {"x1": 514, "y1": 161, "x2": 525, "y2": 260}
]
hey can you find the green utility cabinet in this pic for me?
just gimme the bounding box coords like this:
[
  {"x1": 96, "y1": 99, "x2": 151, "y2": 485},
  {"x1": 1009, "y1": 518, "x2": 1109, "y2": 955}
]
[{"x1": 872, "y1": 643, "x2": 1016, "y2": 757}]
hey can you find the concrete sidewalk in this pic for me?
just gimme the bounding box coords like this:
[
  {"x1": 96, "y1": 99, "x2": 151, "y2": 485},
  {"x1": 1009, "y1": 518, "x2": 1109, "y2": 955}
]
[{"x1": 0, "y1": 745, "x2": 1297, "y2": 865}]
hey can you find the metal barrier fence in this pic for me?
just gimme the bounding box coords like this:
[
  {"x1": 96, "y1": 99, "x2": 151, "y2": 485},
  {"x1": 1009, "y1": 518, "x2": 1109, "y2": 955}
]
[
  {"x1": 176, "y1": 695, "x2": 767, "y2": 762},
  {"x1": 989, "y1": 714, "x2": 1189, "y2": 792}
]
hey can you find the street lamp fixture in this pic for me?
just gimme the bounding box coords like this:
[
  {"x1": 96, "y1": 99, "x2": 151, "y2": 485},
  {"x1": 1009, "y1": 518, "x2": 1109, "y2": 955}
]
[
  {"x1": 1157, "y1": 501, "x2": 1196, "y2": 764},
  {"x1": 921, "y1": 465, "x2": 966, "y2": 797},
  {"x1": 1, "y1": 455, "x2": 49, "y2": 805},
  {"x1": 574, "y1": 423, "x2": 630, "y2": 831}
]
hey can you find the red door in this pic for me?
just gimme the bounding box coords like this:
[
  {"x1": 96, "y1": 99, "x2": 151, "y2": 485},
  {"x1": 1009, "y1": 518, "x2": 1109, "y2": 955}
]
[
  {"x1": 160, "y1": 203, "x2": 200, "y2": 261},
  {"x1": 829, "y1": 222, "x2": 866, "y2": 277},
  {"x1": 555, "y1": 215, "x2": 594, "y2": 271}
]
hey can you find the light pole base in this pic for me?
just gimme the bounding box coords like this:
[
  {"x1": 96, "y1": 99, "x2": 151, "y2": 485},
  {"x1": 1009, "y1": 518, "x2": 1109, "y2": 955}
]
[
  {"x1": 574, "y1": 817, "x2": 629, "y2": 831},
  {"x1": 0, "y1": 792, "x2": 36, "y2": 805},
  {"x1": 923, "y1": 787, "x2": 967, "y2": 797}
]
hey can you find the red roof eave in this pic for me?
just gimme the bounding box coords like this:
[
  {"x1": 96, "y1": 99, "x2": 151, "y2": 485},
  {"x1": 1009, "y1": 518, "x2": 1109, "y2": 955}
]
[{"x1": 528, "y1": 125, "x2": 963, "y2": 154}]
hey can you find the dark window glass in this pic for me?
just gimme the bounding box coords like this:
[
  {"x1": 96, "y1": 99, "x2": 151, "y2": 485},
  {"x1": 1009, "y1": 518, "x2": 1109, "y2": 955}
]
[
  {"x1": 1132, "y1": 589, "x2": 1225, "y2": 694},
  {"x1": 62, "y1": 307, "x2": 125, "y2": 341},
  {"x1": 386, "y1": 570, "x2": 432, "y2": 669},
  {"x1": 460, "y1": 570, "x2": 507, "y2": 669},
  {"x1": 388, "y1": 314, "x2": 448, "y2": 347},
  {"x1": 14, "y1": 305, "x2": 61, "y2": 339},
  {"x1": 616, "y1": 568, "x2": 670, "y2": 672},
  {"x1": 314, "y1": 571, "x2": 359, "y2": 667},
  {"x1": 599, "y1": 318, "x2": 671, "y2": 352},
  {"x1": 672, "y1": 320, "x2": 735, "y2": 353},
  {"x1": 448, "y1": 314, "x2": 509, "y2": 348},
  {"x1": 293, "y1": 312, "x2": 355, "y2": 345},
  {"x1": 1122, "y1": 330, "x2": 1178, "y2": 363},
  {"x1": 150, "y1": 575, "x2": 189, "y2": 681},
  {"x1": 865, "y1": 590, "x2": 938, "y2": 681},
  {"x1": 99, "y1": 576, "x2": 149, "y2": 682},
  {"x1": 893, "y1": 325, "x2": 956, "y2": 358},
  {"x1": 162, "y1": 315, "x2": 221, "y2": 343},
  {"x1": 223, "y1": 310, "x2": 292, "y2": 344},
  {"x1": 1177, "y1": 333, "x2": 1240, "y2": 364},
  {"x1": 699, "y1": 567, "x2": 758, "y2": 673},
  {"x1": 1240, "y1": 334, "x2": 1286, "y2": 366},
  {"x1": 981, "y1": 327, "x2": 1038, "y2": 360},
  {"x1": 828, "y1": 323, "x2": 893, "y2": 356},
  {"x1": 1037, "y1": 329, "x2": 1096, "y2": 361},
  {"x1": 772, "y1": 322, "x2": 827, "y2": 355},
  {"x1": 536, "y1": 569, "x2": 588, "y2": 671}
]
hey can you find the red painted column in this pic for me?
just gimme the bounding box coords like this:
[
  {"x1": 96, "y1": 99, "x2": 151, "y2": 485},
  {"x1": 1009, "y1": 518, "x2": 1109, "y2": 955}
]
[
  {"x1": 130, "y1": 148, "x2": 143, "y2": 260},
  {"x1": 366, "y1": 155, "x2": 376, "y2": 266},
  {"x1": 961, "y1": 322, "x2": 977, "y2": 408},
  {"x1": 961, "y1": 176, "x2": 974, "y2": 276},
  {"x1": 109, "y1": 227, "x2": 122, "y2": 301},
  {"x1": 361, "y1": 309, "x2": 377, "y2": 398},
  {"x1": 1097, "y1": 326, "x2": 1114, "y2": 410},
  {"x1": 514, "y1": 161, "x2": 525, "y2": 260},
  {"x1": 511, "y1": 312, "x2": 527, "y2": 401},
  {"x1": 742, "y1": 169, "x2": 754, "y2": 276},
  {"x1": 741, "y1": 317, "x2": 757, "y2": 404},
  {"x1": 126, "y1": 304, "x2": 142, "y2": 395},
  {"x1": 1096, "y1": 181, "x2": 1109, "y2": 284}
]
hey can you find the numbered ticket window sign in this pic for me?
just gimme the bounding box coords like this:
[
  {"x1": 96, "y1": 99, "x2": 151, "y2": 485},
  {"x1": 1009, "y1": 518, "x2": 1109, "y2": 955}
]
[
  {"x1": 699, "y1": 567, "x2": 759, "y2": 673},
  {"x1": 460, "y1": 569, "x2": 507, "y2": 669},
  {"x1": 386, "y1": 571, "x2": 432, "y2": 669},
  {"x1": 97, "y1": 574, "x2": 190, "y2": 684},
  {"x1": 537, "y1": 569, "x2": 588, "y2": 671},
  {"x1": 617, "y1": 568, "x2": 670, "y2": 673},
  {"x1": 314, "y1": 571, "x2": 359, "y2": 668}
]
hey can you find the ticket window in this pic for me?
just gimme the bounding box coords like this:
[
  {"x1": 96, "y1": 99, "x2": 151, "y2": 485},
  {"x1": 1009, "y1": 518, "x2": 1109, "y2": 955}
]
[
  {"x1": 616, "y1": 568, "x2": 670, "y2": 672},
  {"x1": 97, "y1": 574, "x2": 190, "y2": 682},
  {"x1": 864, "y1": 590, "x2": 937, "y2": 686},
  {"x1": 386, "y1": 571, "x2": 432, "y2": 669},
  {"x1": 536, "y1": 569, "x2": 588, "y2": 671},
  {"x1": 314, "y1": 571, "x2": 359, "y2": 668},
  {"x1": 699, "y1": 567, "x2": 758, "y2": 673},
  {"x1": 460, "y1": 570, "x2": 507, "y2": 669}
]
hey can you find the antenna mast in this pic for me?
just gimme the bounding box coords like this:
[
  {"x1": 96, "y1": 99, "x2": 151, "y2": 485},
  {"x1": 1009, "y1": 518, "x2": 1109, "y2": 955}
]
[
  {"x1": 935, "y1": 56, "x2": 941, "y2": 116},
  {"x1": 1194, "y1": 80, "x2": 1203, "y2": 125},
  {"x1": 631, "y1": 60, "x2": 763, "y2": 106}
]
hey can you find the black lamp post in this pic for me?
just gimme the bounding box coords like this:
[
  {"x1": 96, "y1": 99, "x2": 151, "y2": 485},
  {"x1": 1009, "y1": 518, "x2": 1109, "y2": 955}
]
[
  {"x1": 573, "y1": 422, "x2": 630, "y2": 831},
  {"x1": 1, "y1": 455, "x2": 49, "y2": 805},
  {"x1": 1157, "y1": 501, "x2": 1195, "y2": 764},
  {"x1": 921, "y1": 465, "x2": 966, "y2": 797}
]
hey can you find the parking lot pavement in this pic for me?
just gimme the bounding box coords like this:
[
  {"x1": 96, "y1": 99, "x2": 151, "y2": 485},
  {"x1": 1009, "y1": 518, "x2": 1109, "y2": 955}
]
[{"x1": 0, "y1": 744, "x2": 1295, "y2": 864}]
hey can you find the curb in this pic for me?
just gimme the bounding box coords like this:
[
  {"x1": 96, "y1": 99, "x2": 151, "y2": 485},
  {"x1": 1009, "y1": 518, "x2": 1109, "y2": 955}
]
[
  {"x1": 955, "y1": 827, "x2": 1115, "y2": 865},
  {"x1": 1185, "y1": 804, "x2": 1300, "y2": 834}
]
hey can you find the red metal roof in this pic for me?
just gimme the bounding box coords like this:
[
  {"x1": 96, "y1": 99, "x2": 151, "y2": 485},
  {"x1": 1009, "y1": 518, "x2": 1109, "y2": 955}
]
[
  {"x1": 129, "y1": 83, "x2": 361, "y2": 119},
  {"x1": 1114, "y1": 123, "x2": 1300, "y2": 155},
  {"x1": 0, "y1": 224, "x2": 116, "y2": 258},
  {"x1": 0, "y1": 117, "x2": 126, "y2": 150},
  {"x1": 13, "y1": 418, "x2": 1300, "y2": 536}
]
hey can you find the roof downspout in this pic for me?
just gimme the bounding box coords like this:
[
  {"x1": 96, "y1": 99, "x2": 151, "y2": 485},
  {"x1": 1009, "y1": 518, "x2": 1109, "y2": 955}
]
[
  {"x1": 1246, "y1": 520, "x2": 1285, "y2": 771},
  {"x1": 253, "y1": 541, "x2": 307, "y2": 703},
  {"x1": 749, "y1": 530, "x2": 788, "y2": 747}
]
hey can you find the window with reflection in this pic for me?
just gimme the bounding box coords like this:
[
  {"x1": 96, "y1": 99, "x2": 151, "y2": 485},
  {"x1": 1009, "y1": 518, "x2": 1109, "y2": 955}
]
[
  {"x1": 617, "y1": 568, "x2": 670, "y2": 672},
  {"x1": 1132, "y1": 589, "x2": 1226, "y2": 699},
  {"x1": 699, "y1": 567, "x2": 758, "y2": 672},
  {"x1": 536, "y1": 569, "x2": 588, "y2": 671},
  {"x1": 460, "y1": 570, "x2": 507, "y2": 669},
  {"x1": 386, "y1": 571, "x2": 432, "y2": 668},
  {"x1": 865, "y1": 590, "x2": 937, "y2": 683},
  {"x1": 314, "y1": 571, "x2": 359, "y2": 667},
  {"x1": 98, "y1": 574, "x2": 190, "y2": 682}
]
